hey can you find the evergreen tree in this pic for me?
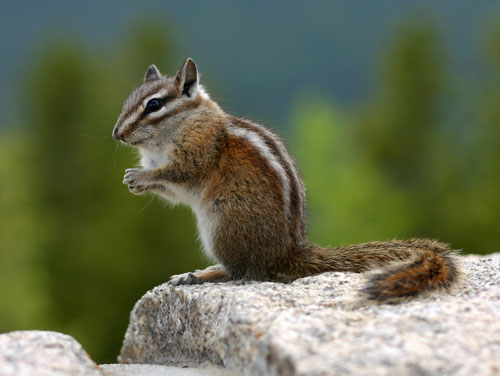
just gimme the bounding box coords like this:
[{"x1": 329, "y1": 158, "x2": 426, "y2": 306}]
[
  {"x1": 291, "y1": 93, "x2": 413, "y2": 247},
  {"x1": 463, "y1": 17, "x2": 500, "y2": 252},
  {"x1": 355, "y1": 19, "x2": 454, "y2": 240}
]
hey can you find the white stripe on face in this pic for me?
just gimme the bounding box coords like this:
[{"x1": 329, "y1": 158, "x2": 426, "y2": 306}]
[
  {"x1": 139, "y1": 89, "x2": 168, "y2": 119},
  {"x1": 117, "y1": 90, "x2": 168, "y2": 133},
  {"x1": 142, "y1": 89, "x2": 168, "y2": 107},
  {"x1": 120, "y1": 109, "x2": 140, "y2": 131},
  {"x1": 146, "y1": 98, "x2": 184, "y2": 119},
  {"x1": 227, "y1": 126, "x2": 291, "y2": 218},
  {"x1": 142, "y1": 89, "x2": 189, "y2": 120}
]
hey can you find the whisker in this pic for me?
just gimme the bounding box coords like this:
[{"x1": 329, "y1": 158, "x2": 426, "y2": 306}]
[{"x1": 139, "y1": 195, "x2": 155, "y2": 212}]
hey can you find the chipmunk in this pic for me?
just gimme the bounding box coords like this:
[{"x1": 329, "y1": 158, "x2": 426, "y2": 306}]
[{"x1": 112, "y1": 58, "x2": 462, "y2": 303}]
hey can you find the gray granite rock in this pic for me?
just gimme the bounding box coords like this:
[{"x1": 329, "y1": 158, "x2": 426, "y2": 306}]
[
  {"x1": 100, "y1": 363, "x2": 242, "y2": 376},
  {"x1": 120, "y1": 254, "x2": 500, "y2": 376},
  {"x1": 0, "y1": 330, "x2": 102, "y2": 376}
]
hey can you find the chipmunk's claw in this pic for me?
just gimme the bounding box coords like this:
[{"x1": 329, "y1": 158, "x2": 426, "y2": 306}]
[
  {"x1": 168, "y1": 272, "x2": 203, "y2": 286},
  {"x1": 128, "y1": 185, "x2": 147, "y2": 195}
]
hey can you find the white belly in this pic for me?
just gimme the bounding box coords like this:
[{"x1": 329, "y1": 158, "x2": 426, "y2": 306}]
[
  {"x1": 192, "y1": 205, "x2": 217, "y2": 261},
  {"x1": 138, "y1": 146, "x2": 216, "y2": 260},
  {"x1": 169, "y1": 185, "x2": 217, "y2": 261}
]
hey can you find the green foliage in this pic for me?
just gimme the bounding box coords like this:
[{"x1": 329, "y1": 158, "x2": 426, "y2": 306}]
[
  {"x1": 459, "y1": 16, "x2": 500, "y2": 251},
  {"x1": 292, "y1": 18, "x2": 500, "y2": 254},
  {"x1": 0, "y1": 135, "x2": 51, "y2": 330},
  {"x1": 291, "y1": 94, "x2": 413, "y2": 246},
  {"x1": 357, "y1": 20, "x2": 445, "y2": 189}
]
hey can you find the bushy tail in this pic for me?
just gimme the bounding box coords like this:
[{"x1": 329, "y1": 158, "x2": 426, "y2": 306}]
[{"x1": 299, "y1": 239, "x2": 462, "y2": 303}]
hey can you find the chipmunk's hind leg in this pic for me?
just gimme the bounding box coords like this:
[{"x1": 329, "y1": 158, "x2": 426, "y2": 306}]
[{"x1": 168, "y1": 264, "x2": 231, "y2": 286}]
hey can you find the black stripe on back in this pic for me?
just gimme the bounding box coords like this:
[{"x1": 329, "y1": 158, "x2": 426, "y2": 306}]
[{"x1": 229, "y1": 116, "x2": 303, "y2": 244}]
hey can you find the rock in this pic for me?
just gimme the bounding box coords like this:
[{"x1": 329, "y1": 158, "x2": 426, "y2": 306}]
[
  {"x1": 0, "y1": 330, "x2": 102, "y2": 376},
  {"x1": 120, "y1": 254, "x2": 500, "y2": 375},
  {"x1": 100, "y1": 363, "x2": 242, "y2": 376}
]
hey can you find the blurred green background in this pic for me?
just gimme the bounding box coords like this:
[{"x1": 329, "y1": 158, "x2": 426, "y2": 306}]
[{"x1": 1, "y1": 0, "x2": 499, "y2": 364}]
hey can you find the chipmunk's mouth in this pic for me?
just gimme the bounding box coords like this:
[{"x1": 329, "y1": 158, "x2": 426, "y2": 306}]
[{"x1": 130, "y1": 136, "x2": 152, "y2": 146}]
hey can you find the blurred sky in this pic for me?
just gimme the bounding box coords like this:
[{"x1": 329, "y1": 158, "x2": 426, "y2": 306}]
[{"x1": 1, "y1": 0, "x2": 500, "y2": 127}]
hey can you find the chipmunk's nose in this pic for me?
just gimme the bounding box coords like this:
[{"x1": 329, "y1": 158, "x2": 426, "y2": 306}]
[{"x1": 112, "y1": 125, "x2": 123, "y2": 141}]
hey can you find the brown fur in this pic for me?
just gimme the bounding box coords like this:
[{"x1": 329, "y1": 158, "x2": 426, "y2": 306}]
[
  {"x1": 230, "y1": 116, "x2": 305, "y2": 242},
  {"x1": 113, "y1": 59, "x2": 463, "y2": 303}
]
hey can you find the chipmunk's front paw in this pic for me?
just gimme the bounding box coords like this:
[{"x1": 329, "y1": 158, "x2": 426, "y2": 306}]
[
  {"x1": 128, "y1": 184, "x2": 147, "y2": 195},
  {"x1": 123, "y1": 168, "x2": 150, "y2": 186},
  {"x1": 168, "y1": 272, "x2": 203, "y2": 286}
]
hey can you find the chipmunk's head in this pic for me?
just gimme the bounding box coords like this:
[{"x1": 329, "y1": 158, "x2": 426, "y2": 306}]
[{"x1": 112, "y1": 58, "x2": 209, "y2": 147}]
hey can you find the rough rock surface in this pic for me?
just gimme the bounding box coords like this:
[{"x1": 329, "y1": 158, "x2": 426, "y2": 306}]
[
  {"x1": 0, "y1": 330, "x2": 102, "y2": 376},
  {"x1": 120, "y1": 254, "x2": 500, "y2": 375},
  {"x1": 100, "y1": 363, "x2": 242, "y2": 376}
]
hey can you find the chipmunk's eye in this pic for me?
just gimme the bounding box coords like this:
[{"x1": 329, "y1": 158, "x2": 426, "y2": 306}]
[{"x1": 145, "y1": 98, "x2": 163, "y2": 113}]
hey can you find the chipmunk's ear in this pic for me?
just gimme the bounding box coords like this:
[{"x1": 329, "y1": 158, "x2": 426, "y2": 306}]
[
  {"x1": 145, "y1": 64, "x2": 162, "y2": 83},
  {"x1": 175, "y1": 58, "x2": 198, "y2": 97}
]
